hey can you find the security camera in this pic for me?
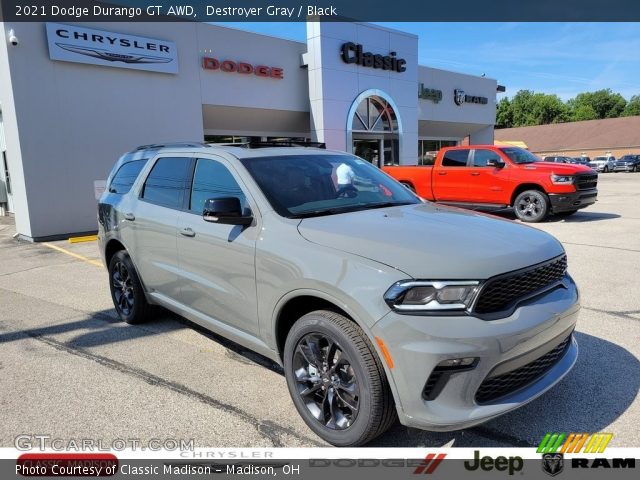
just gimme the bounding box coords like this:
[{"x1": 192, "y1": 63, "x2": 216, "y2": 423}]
[{"x1": 8, "y1": 29, "x2": 18, "y2": 46}]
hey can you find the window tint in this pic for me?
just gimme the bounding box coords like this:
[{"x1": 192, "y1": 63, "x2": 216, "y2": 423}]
[
  {"x1": 109, "y1": 160, "x2": 147, "y2": 194},
  {"x1": 141, "y1": 157, "x2": 190, "y2": 208},
  {"x1": 441, "y1": 150, "x2": 469, "y2": 167},
  {"x1": 190, "y1": 158, "x2": 247, "y2": 214},
  {"x1": 473, "y1": 149, "x2": 503, "y2": 167}
]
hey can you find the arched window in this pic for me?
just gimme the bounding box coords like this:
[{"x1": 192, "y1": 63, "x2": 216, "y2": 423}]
[{"x1": 351, "y1": 96, "x2": 398, "y2": 133}]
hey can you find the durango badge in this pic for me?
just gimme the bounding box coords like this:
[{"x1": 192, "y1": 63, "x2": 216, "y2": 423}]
[{"x1": 542, "y1": 453, "x2": 564, "y2": 477}]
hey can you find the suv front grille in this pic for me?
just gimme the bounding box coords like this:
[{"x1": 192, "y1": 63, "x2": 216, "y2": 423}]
[
  {"x1": 475, "y1": 334, "x2": 572, "y2": 404},
  {"x1": 575, "y1": 173, "x2": 598, "y2": 190},
  {"x1": 473, "y1": 256, "x2": 567, "y2": 315}
]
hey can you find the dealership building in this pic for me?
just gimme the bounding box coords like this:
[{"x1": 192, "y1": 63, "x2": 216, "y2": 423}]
[{"x1": 0, "y1": 20, "x2": 498, "y2": 240}]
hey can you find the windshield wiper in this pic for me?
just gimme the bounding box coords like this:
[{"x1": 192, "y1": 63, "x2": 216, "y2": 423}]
[{"x1": 290, "y1": 201, "x2": 413, "y2": 218}]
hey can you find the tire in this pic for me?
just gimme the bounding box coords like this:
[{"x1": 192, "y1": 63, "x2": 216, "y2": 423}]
[
  {"x1": 283, "y1": 310, "x2": 396, "y2": 446},
  {"x1": 401, "y1": 182, "x2": 416, "y2": 193},
  {"x1": 513, "y1": 190, "x2": 549, "y2": 223},
  {"x1": 604, "y1": 166, "x2": 609, "y2": 173},
  {"x1": 108, "y1": 250, "x2": 153, "y2": 324}
]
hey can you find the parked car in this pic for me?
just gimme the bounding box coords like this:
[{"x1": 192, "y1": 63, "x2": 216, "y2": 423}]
[
  {"x1": 542, "y1": 155, "x2": 573, "y2": 164},
  {"x1": 384, "y1": 145, "x2": 598, "y2": 223},
  {"x1": 98, "y1": 142, "x2": 580, "y2": 446},
  {"x1": 570, "y1": 157, "x2": 591, "y2": 166},
  {"x1": 614, "y1": 155, "x2": 640, "y2": 172},
  {"x1": 589, "y1": 155, "x2": 616, "y2": 173}
]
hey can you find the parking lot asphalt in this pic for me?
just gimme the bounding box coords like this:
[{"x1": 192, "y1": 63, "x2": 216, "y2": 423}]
[{"x1": 0, "y1": 173, "x2": 638, "y2": 449}]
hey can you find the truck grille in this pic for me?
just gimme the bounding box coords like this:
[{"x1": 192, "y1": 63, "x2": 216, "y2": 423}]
[
  {"x1": 473, "y1": 256, "x2": 567, "y2": 315},
  {"x1": 575, "y1": 173, "x2": 598, "y2": 190},
  {"x1": 475, "y1": 334, "x2": 572, "y2": 404}
]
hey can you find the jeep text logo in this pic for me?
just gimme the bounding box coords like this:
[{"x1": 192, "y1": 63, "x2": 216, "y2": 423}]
[{"x1": 464, "y1": 450, "x2": 523, "y2": 475}]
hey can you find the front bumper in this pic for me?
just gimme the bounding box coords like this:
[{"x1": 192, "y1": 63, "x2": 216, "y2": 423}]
[
  {"x1": 372, "y1": 278, "x2": 579, "y2": 431},
  {"x1": 614, "y1": 165, "x2": 635, "y2": 172},
  {"x1": 548, "y1": 189, "x2": 597, "y2": 213}
]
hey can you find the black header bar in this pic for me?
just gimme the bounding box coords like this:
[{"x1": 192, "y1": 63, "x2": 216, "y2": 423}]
[{"x1": 1, "y1": 0, "x2": 640, "y2": 22}]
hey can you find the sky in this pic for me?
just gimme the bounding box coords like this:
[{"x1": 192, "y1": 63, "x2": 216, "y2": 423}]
[{"x1": 215, "y1": 22, "x2": 640, "y2": 101}]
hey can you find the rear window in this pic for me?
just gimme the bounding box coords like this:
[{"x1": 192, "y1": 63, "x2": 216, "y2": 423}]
[
  {"x1": 108, "y1": 160, "x2": 147, "y2": 194},
  {"x1": 141, "y1": 157, "x2": 191, "y2": 209},
  {"x1": 441, "y1": 149, "x2": 469, "y2": 167}
]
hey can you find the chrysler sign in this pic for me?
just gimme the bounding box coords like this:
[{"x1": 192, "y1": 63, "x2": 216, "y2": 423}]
[{"x1": 45, "y1": 23, "x2": 178, "y2": 74}]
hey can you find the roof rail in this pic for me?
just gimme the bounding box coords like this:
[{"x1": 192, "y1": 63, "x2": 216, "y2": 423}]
[
  {"x1": 207, "y1": 140, "x2": 326, "y2": 149},
  {"x1": 134, "y1": 142, "x2": 210, "y2": 151}
]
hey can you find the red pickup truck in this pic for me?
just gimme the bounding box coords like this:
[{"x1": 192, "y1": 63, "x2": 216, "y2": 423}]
[{"x1": 383, "y1": 145, "x2": 598, "y2": 222}]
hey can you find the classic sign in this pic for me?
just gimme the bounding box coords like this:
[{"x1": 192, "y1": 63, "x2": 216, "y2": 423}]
[{"x1": 340, "y1": 42, "x2": 406, "y2": 72}]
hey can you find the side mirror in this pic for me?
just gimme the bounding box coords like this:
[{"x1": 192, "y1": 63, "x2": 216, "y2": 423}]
[
  {"x1": 203, "y1": 197, "x2": 253, "y2": 226},
  {"x1": 487, "y1": 158, "x2": 506, "y2": 169}
]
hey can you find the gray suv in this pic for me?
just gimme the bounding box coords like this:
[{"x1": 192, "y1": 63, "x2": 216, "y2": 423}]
[{"x1": 98, "y1": 143, "x2": 580, "y2": 446}]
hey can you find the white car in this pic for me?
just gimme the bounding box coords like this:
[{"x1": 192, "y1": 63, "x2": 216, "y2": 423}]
[{"x1": 589, "y1": 156, "x2": 616, "y2": 173}]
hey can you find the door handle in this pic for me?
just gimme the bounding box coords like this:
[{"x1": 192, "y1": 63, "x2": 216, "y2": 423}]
[
  {"x1": 438, "y1": 171, "x2": 447, "y2": 176},
  {"x1": 471, "y1": 172, "x2": 480, "y2": 176},
  {"x1": 180, "y1": 227, "x2": 196, "y2": 238},
  {"x1": 123, "y1": 213, "x2": 135, "y2": 221}
]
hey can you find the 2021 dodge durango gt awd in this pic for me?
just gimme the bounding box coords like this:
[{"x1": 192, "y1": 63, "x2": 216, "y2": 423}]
[{"x1": 98, "y1": 143, "x2": 580, "y2": 446}]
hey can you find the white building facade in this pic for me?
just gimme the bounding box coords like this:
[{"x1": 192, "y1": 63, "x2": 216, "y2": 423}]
[{"x1": 0, "y1": 21, "x2": 497, "y2": 240}]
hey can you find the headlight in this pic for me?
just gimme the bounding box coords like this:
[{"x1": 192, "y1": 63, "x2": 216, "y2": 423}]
[
  {"x1": 550, "y1": 174, "x2": 574, "y2": 184},
  {"x1": 384, "y1": 280, "x2": 481, "y2": 312}
]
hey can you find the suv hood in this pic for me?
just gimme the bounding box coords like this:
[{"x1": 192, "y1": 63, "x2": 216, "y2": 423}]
[
  {"x1": 298, "y1": 203, "x2": 564, "y2": 279},
  {"x1": 523, "y1": 162, "x2": 595, "y2": 174}
]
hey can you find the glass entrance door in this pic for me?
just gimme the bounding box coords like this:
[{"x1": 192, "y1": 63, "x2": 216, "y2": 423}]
[{"x1": 353, "y1": 137, "x2": 382, "y2": 166}]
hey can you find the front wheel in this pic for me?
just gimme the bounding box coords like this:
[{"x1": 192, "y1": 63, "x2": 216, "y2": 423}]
[
  {"x1": 604, "y1": 166, "x2": 609, "y2": 173},
  {"x1": 283, "y1": 310, "x2": 396, "y2": 446},
  {"x1": 514, "y1": 190, "x2": 549, "y2": 223}
]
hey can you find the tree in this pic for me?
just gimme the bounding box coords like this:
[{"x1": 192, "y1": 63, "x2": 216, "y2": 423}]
[
  {"x1": 496, "y1": 97, "x2": 513, "y2": 128},
  {"x1": 571, "y1": 104, "x2": 598, "y2": 121},
  {"x1": 622, "y1": 95, "x2": 640, "y2": 117},
  {"x1": 507, "y1": 90, "x2": 568, "y2": 127},
  {"x1": 569, "y1": 89, "x2": 627, "y2": 119}
]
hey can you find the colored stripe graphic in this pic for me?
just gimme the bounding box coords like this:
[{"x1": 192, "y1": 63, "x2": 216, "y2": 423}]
[
  {"x1": 538, "y1": 432, "x2": 613, "y2": 453},
  {"x1": 413, "y1": 453, "x2": 447, "y2": 474}
]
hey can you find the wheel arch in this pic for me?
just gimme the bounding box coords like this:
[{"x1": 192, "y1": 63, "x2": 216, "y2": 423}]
[{"x1": 510, "y1": 183, "x2": 547, "y2": 206}]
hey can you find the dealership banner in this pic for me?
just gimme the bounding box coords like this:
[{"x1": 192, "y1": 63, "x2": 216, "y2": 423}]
[
  {"x1": 45, "y1": 22, "x2": 178, "y2": 73},
  {"x1": 1, "y1": 0, "x2": 640, "y2": 21}
]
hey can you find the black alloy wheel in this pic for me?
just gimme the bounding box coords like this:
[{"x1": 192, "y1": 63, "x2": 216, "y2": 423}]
[
  {"x1": 292, "y1": 333, "x2": 360, "y2": 430},
  {"x1": 112, "y1": 260, "x2": 134, "y2": 316},
  {"x1": 108, "y1": 250, "x2": 153, "y2": 324},
  {"x1": 283, "y1": 310, "x2": 396, "y2": 446}
]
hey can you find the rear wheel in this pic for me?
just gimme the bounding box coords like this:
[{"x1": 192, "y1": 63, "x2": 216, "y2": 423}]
[
  {"x1": 108, "y1": 250, "x2": 153, "y2": 324},
  {"x1": 401, "y1": 182, "x2": 416, "y2": 193},
  {"x1": 283, "y1": 310, "x2": 396, "y2": 446},
  {"x1": 514, "y1": 190, "x2": 549, "y2": 223}
]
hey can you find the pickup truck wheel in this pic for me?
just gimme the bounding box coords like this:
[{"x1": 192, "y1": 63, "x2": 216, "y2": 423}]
[
  {"x1": 604, "y1": 166, "x2": 609, "y2": 173},
  {"x1": 108, "y1": 250, "x2": 152, "y2": 324},
  {"x1": 283, "y1": 310, "x2": 396, "y2": 446},
  {"x1": 514, "y1": 190, "x2": 549, "y2": 223},
  {"x1": 401, "y1": 182, "x2": 416, "y2": 193}
]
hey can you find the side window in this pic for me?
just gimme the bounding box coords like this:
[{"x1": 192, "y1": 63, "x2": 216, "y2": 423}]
[
  {"x1": 141, "y1": 157, "x2": 191, "y2": 209},
  {"x1": 108, "y1": 160, "x2": 147, "y2": 194},
  {"x1": 441, "y1": 150, "x2": 469, "y2": 167},
  {"x1": 189, "y1": 158, "x2": 247, "y2": 214},
  {"x1": 473, "y1": 149, "x2": 503, "y2": 167}
]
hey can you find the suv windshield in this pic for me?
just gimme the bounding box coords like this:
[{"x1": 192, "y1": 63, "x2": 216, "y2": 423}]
[
  {"x1": 499, "y1": 147, "x2": 541, "y2": 164},
  {"x1": 241, "y1": 154, "x2": 420, "y2": 218}
]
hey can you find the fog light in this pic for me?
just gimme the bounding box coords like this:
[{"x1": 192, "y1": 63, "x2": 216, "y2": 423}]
[{"x1": 438, "y1": 357, "x2": 477, "y2": 368}]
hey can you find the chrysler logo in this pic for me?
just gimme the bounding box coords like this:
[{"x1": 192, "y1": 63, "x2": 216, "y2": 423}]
[{"x1": 56, "y1": 43, "x2": 173, "y2": 64}]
